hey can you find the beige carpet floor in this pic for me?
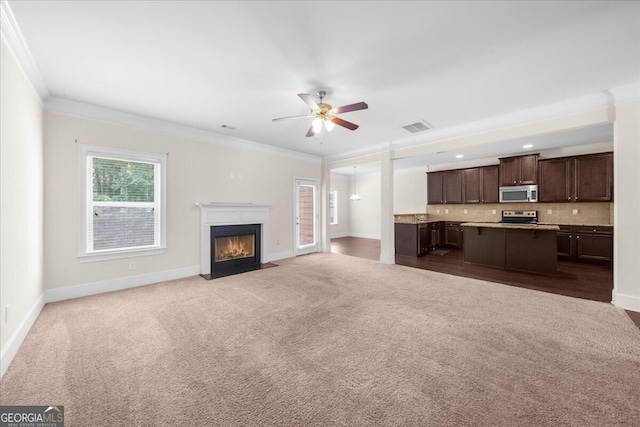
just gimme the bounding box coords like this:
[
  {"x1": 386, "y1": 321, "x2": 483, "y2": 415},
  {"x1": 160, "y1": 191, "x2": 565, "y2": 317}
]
[{"x1": 1, "y1": 253, "x2": 639, "y2": 426}]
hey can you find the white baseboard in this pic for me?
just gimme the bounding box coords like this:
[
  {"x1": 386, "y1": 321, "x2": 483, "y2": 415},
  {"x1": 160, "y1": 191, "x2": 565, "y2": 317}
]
[
  {"x1": 1, "y1": 293, "x2": 45, "y2": 377},
  {"x1": 349, "y1": 233, "x2": 382, "y2": 240},
  {"x1": 330, "y1": 232, "x2": 350, "y2": 238},
  {"x1": 45, "y1": 265, "x2": 200, "y2": 303},
  {"x1": 380, "y1": 254, "x2": 395, "y2": 265},
  {"x1": 612, "y1": 291, "x2": 640, "y2": 313},
  {"x1": 1, "y1": 265, "x2": 200, "y2": 378},
  {"x1": 265, "y1": 251, "x2": 294, "y2": 263}
]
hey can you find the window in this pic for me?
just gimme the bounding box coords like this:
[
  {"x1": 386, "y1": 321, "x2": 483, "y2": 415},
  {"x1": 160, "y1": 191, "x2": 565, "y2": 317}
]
[
  {"x1": 329, "y1": 190, "x2": 338, "y2": 225},
  {"x1": 78, "y1": 145, "x2": 166, "y2": 262}
]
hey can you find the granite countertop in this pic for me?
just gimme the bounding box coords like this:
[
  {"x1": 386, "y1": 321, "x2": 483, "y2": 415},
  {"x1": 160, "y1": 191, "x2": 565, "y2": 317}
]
[
  {"x1": 461, "y1": 222, "x2": 560, "y2": 231},
  {"x1": 395, "y1": 220, "x2": 441, "y2": 225}
]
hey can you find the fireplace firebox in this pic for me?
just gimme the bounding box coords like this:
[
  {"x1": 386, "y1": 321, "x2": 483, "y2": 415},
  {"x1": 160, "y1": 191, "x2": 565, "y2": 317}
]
[{"x1": 201, "y1": 224, "x2": 261, "y2": 279}]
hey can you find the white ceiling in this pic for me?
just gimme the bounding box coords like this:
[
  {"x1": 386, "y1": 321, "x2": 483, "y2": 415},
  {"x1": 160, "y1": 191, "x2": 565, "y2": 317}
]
[{"x1": 5, "y1": 1, "x2": 640, "y2": 164}]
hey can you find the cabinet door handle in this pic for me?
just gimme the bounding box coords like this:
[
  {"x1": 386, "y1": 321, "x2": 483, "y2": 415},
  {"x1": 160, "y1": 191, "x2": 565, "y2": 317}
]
[{"x1": 577, "y1": 236, "x2": 580, "y2": 239}]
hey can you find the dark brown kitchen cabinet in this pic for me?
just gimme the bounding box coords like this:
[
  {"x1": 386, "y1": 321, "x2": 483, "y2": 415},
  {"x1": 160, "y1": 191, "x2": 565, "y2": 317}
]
[
  {"x1": 464, "y1": 225, "x2": 557, "y2": 275},
  {"x1": 499, "y1": 154, "x2": 538, "y2": 186},
  {"x1": 419, "y1": 224, "x2": 430, "y2": 254},
  {"x1": 427, "y1": 172, "x2": 444, "y2": 205},
  {"x1": 539, "y1": 158, "x2": 573, "y2": 202},
  {"x1": 539, "y1": 153, "x2": 613, "y2": 202},
  {"x1": 463, "y1": 165, "x2": 499, "y2": 204},
  {"x1": 443, "y1": 170, "x2": 463, "y2": 204},
  {"x1": 427, "y1": 170, "x2": 462, "y2": 204},
  {"x1": 556, "y1": 225, "x2": 574, "y2": 258},
  {"x1": 575, "y1": 226, "x2": 613, "y2": 262},
  {"x1": 575, "y1": 153, "x2": 613, "y2": 202},
  {"x1": 444, "y1": 222, "x2": 463, "y2": 248},
  {"x1": 555, "y1": 225, "x2": 613, "y2": 263},
  {"x1": 395, "y1": 223, "x2": 426, "y2": 257},
  {"x1": 395, "y1": 222, "x2": 439, "y2": 257},
  {"x1": 428, "y1": 222, "x2": 442, "y2": 251}
]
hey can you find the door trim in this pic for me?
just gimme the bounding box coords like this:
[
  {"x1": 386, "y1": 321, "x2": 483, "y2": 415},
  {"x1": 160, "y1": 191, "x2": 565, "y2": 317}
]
[{"x1": 293, "y1": 178, "x2": 319, "y2": 256}]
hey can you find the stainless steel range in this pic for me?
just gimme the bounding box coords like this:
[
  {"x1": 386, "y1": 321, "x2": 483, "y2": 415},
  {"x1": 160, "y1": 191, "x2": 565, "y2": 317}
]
[{"x1": 501, "y1": 210, "x2": 538, "y2": 224}]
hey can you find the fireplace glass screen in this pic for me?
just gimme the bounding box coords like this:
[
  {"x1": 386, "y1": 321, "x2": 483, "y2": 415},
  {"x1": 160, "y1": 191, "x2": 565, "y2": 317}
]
[{"x1": 215, "y1": 235, "x2": 255, "y2": 262}]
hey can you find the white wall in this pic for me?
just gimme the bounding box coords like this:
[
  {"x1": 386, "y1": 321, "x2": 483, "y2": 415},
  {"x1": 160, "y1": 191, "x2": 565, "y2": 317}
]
[
  {"x1": 329, "y1": 173, "x2": 351, "y2": 238},
  {"x1": 0, "y1": 40, "x2": 44, "y2": 359},
  {"x1": 349, "y1": 172, "x2": 381, "y2": 239},
  {"x1": 394, "y1": 167, "x2": 427, "y2": 214},
  {"x1": 43, "y1": 112, "x2": 321, "y2": 290},
  {"x1": 613, "y1": 100, "x2": 640, "y2": 311}
]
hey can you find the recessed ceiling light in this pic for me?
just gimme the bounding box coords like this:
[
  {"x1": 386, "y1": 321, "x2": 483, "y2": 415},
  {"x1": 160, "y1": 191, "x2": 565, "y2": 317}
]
[
  {"x1": 523, "y1": 144, "x2": 533, "y2": 149},
  {"x1": 456, "y1": 154, "x2": 464, "y2": 159}
]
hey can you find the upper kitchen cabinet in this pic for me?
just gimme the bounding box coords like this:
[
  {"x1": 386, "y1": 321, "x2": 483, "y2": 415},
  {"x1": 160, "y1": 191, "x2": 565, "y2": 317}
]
[
  {"x1": 539, "y1": 157, "x2": 573, "y2": 202},
  {"x1": 499, "y1": 154, "x2": 538, "y2": 186},
  {"x1": 462, "y1": 165, "x2": 499, "y2": 204},
  {"x1": 539, "y1": 152, "x2": 613, "y2": 202},
  {"x1": 427, "y1": 170, "x2": 462, "y2": 204},
  {"x1": 575, "y1": 153, "x2": 613, "y2": 202},
  {"x1": 427, "y1": 171, "x2": 444, "y2": 204}
]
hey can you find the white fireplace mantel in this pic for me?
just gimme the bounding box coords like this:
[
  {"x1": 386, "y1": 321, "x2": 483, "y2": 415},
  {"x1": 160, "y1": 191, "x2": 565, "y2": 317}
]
[{"x1": 197, "y1": 203, "x2": 269, "y2": 275}]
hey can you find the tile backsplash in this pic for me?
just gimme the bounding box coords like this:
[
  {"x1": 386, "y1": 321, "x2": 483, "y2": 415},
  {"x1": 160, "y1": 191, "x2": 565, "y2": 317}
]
[{"x1": 422, "y1": 202, "x2": 612, "y2": 225}]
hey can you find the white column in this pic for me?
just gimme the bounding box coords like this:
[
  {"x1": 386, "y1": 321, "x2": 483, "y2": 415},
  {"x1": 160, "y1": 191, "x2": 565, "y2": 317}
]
[
  {"x1": 380, "y1": 146, "x2": 395, "y2": 264},
  {"x1": 613, "y1": 99, "x2": 640, "y2": 311},
  {"x1": 319, "y1": 157, "x2": 332, "y2": 253}
]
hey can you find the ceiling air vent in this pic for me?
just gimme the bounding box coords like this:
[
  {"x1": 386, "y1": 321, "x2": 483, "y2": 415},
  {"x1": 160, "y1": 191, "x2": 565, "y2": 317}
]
[{"x1": 402, "y1": 120, "x2": 434, "y2": 133}]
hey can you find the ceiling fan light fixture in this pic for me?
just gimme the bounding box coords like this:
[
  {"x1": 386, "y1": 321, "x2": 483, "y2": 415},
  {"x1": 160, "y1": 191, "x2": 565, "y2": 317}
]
[
  {"x1": 312, "y1": 117, "x2": 323, "y2": 134},
  {"x1": 324, "y1": 120, "x2": 335, "y2": 131}
]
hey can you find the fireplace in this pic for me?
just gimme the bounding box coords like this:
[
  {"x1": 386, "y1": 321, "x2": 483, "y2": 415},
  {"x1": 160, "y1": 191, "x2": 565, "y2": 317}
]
[
  {"x1": 201, "y1": 224, "x2": 261, "y2": 279},
  {"x1": 197, "y1": 203, "x2": 269, "y2": 280}
]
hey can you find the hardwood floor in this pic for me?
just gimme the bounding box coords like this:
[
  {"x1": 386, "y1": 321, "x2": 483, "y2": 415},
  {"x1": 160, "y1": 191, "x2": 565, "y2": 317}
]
[{"x1": 330, "y1": 237, "x2": 639, "y2": 329}]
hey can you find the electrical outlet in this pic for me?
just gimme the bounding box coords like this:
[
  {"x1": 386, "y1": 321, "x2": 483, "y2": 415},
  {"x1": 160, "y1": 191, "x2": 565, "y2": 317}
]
[
  {"x1": 572, "y1": 209, "x2": 579, "y2": 215},
  {"x1": 463, "y1": 209, "x2": 468, "y2": 214},
  {"x1": 4, "y1": 305, "x2": 8, "y2": 324},
  {"x1": 229, "y1": 172, "x2": 235, "y2": 179},
  {"x1": 547, "y1": 209, "x2": 553, "y2": 214},
  {"x1": 238, "y1": 173, "x2": 243, "y2": 180},
  {"x1": 276, "y1": 240, "x2": 281, "y2": 245},
  {"x1": 129, "y1": 261, "x2": 136, "y2": 270},
  {"x1": 492, "y1": 210, "x2": 496, "y2": 215},
  {"x1": 445, "y1": 209, "x2": 449, "y2": 214},
  {"x1": 436, "y1": 209, "x2": 440, "y2": 214}
]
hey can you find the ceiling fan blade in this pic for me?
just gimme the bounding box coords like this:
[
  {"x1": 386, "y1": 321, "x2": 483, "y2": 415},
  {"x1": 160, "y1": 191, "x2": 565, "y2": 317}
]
[
  {"x1": 272, "y1": 114, "x2": 313, "y2": 122},
  {"x1": 298, "y1": 93, "x2": 319, "y2": 110},
  {"x1": 305, "y1": 124, "x2": 316, "y2": 137},
  {"x1": 333, "y1": 101, "x2": 368, "y2": 114},
  {"x1": 330, "y1": 116, "x2": 359, "y2": 131}
]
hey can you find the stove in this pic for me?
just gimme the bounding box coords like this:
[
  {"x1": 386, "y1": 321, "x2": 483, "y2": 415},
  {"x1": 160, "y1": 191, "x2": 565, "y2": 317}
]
[{"x1": 501, "y1": 210, "x2": 538, "y2": 224}]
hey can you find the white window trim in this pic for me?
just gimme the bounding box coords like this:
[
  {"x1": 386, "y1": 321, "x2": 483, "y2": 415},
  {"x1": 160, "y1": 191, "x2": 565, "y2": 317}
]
[{"x1": 77, "y1": 144, "x2": 167, "y2": 263}]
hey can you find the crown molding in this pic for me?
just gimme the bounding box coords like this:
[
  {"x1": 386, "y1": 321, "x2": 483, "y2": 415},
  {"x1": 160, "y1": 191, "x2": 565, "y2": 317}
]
[
  {"x1": 0, "y1": 0, "x2": 49, "y2": 100},
  {"x1": 610, "y1": 81, "x2": 640, "y2": 105},
  {"x1": 328, "y1": 85, "x2": 639, "y2": 164},
  {"x1": 44, "y1": 97, "x2": 321, "y2": 164}
]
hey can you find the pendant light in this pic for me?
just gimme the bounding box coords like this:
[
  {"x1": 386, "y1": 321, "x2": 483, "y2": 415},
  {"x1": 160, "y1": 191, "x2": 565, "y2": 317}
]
[{"x1": 350, "y1": 166, "x2": 361, "y2": 201}]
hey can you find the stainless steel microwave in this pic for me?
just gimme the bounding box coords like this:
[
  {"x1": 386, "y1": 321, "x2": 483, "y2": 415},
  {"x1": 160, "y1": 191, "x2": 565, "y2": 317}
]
[{"x1": 499, "y1": 185, "x2": 538, "y2": 203}]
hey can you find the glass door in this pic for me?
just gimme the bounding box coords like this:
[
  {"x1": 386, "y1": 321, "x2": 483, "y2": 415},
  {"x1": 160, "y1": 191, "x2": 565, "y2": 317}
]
[{"x1": 294, "y1": 179, "x2": 318, "y2": 256}]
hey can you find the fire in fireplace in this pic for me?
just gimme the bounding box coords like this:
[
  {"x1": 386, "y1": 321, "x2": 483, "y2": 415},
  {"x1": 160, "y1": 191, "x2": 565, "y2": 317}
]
[
  {"x1": 215, "y1": 235, "x2": 255, "y2": 262},
  {"x1": 202, "y1": 224, "x2": 261, "y2": 279}
]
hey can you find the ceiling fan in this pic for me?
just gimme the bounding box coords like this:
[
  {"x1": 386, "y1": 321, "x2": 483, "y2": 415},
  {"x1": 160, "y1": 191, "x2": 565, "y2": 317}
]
[{"x1": 272, "y1": 91, "x2": 368, "y2": 137}]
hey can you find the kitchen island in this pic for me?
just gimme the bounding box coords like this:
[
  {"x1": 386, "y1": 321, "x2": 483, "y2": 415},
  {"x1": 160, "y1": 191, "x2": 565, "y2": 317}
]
[{"x1": 461, "y1": 222, "x2": 560, "y2": 275}]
